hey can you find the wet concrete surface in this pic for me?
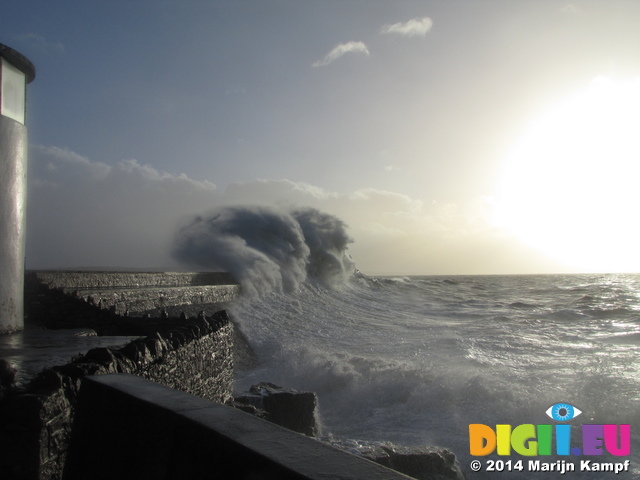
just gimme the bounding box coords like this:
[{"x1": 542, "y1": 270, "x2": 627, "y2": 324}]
[{"x1": 0, "y1": 328, "x2": 139, "y2": 388}]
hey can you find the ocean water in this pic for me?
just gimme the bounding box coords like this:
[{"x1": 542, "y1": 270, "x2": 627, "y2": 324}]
[
  {"x1": 228, "y1": 273, "x2": 640, "y2": 479},
  {"x1": 173, "y1": 205, "x2": 638, "y2": 478}
]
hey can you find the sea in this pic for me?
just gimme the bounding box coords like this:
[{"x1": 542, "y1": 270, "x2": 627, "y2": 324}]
[
  {"x1": 228, "y1": 273, "x2": 640, "y2": 479},
  {"x1": 174, "y1": 205, "x2": 639, "y2": 478}
]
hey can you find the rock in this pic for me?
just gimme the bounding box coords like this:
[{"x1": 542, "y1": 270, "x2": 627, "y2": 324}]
[
  {"x1": 225, "y1": 399, "x2": 268, "y2": 418},
  {"x1": 73, "y1": 329, "x2": 97, "y2": 336},
  {"x1": 327, "y1": 438, "x2": 466, "y2": 480},
  {"x1": 0, "y1": 359, "x2": 16, "y2": 386},
  {"x1": 0, "y1": 359, "x2": 17, "y2": 402},
  {"x1": 233, "y1": 382, "x2": 318, "y2": 436},
  {"x1": 83, "y1": 347, "x2": 117, "y2": 365}
]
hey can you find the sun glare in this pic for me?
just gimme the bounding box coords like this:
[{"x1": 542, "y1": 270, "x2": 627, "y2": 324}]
[{"x1": 495, "y1": 77, "x2": 640, "y2": 273}]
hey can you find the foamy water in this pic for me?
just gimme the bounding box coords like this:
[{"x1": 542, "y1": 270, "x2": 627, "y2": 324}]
[
  {"x1": 229, "y1": 273, "x2": 640, "y2": 479},
  {"x1": 172, "y1": 205, "x2": 639, "y2": 478}
]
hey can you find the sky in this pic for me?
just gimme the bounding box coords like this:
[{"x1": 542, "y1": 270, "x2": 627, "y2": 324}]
[{"x1": 3, "y1": 0, "x2": 640, "y2": 275}]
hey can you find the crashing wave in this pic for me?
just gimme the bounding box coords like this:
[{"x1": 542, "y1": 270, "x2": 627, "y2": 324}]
[{"x1": 172, "y1": 206, "x2": 356, "y2": 299}]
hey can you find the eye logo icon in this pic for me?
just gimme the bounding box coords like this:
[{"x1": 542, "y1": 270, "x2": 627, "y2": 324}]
[
  {"x1": 546, "y1": 403, "x2": 582, "y2": 422},
  {"x1": 470, "y1": 402, "x2": 630, "y2": 457}
]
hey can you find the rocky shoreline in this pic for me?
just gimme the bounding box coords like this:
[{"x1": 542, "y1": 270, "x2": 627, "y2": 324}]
[{"x1": 231, "y1": 381, "x2": 467, "y2": 480}]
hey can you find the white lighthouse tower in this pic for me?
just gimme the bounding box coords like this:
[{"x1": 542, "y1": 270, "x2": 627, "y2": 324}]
[{"x1": 0, "y1": 43, "x2": 35, "y2": 335}]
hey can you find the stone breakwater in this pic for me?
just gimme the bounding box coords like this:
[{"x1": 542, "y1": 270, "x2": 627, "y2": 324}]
[
  {"x1": 25, "y1": 271, "x2": 240, "y2": 334},
  {"x1": 0, "y1": 311, "x2": 234, "y2": 480},
  {"x1": 0, "y1": 272, "x2": 467, "y2": 480}
]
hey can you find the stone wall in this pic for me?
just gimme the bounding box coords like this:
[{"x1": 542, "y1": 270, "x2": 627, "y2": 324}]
[
  {"x1": 0, "y1": 311, "x2": 234, "y2": 480},
  {"x1": 25, "y1": 271, "x2": 241, "y2": 334},
  {"x1": 31, "y1": 271, "x2": 237, "y2": 289}
]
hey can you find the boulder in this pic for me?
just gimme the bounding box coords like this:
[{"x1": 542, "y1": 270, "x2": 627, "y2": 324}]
[{"x1": 232, "y1": 382, "x2": 318, "y2": 436}]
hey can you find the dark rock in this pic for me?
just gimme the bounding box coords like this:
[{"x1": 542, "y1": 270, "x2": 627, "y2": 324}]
[
  {"x1": 327, "y1": 439, "x2": 466, "y2": 480},
  {"x1": 225, "y1": 399, "x2": 268, "y2": 418},
  {"x1": 168, "y1": 330, "x2": 186, "y2": 348},
  {"x1": 83, "y1": 347, "x2": 116, "y2": 365},
  {"x1": 134, "y1": 341, "x2": 154, "y2": 364},
  {"x1": 55, "y1": 363, "x2": 90, "y2": 380},
  {"x1": 233, "y1": 382, "x2": 318, "y2": 436},
  {"x1": 120, "y1": 340, "x2": 154, "y2": 365},
  {"x1": 0, "y1": 359, "x2": 17, "y2": 402},
  {"x1": 110, "y1": 350, "x2": 137, "y2": 372},
  {"x1": 29, "y1": 368, "x2": 64, "y2": 391},
  {"x1": 0, "y1": 359, "x2": 16, "y2": 386},
  {"x1": 144, "y1": 336, "x2": 168, "y2": 357},
  {"x1": 73, "y1": 329, "x2": 97, "y2": 336}
]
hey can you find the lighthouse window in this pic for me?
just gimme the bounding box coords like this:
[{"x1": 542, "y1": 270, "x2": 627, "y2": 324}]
[{"x1": 1, "y1": 58, "x2": 26, "y2": 125}]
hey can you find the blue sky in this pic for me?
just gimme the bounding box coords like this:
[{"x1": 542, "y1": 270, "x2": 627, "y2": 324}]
[{"x1": 4, "y1": 1, "x2": 640, "y2": 274}]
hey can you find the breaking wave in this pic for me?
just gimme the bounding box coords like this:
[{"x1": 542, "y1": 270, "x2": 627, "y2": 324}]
[
  {"x1": 228, "y1": 273, "x2": 640, "y2": 479},
  {"x1": 172, "y1": 206, "x2": 355, "y2": 298}
]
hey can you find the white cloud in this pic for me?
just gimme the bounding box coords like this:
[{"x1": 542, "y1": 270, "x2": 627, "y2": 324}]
[
  {"x1": 223, "y1": 179, "x2": 338, "y2": 205},
  {"x1": 312, "y1": 41, "x2": 370, "y2": 68},
  {"x1": 561, "y1": 4, "x2": 586, "y2": 15},
  {"x1": 380, "y1": 17, "x2": 433, "y2": 37},
  {"x1": 26, "y1": 146, "x2": 563, "y2": 275},
  {"x1": 213, "y1": 182, "x2": 542, "y2": 274},
  {"x1": 27, "y1": 146, "x2": 217, "y2": 269},
  {"x1": 16, "y1": 33, "x2": 65, "y2": 54},
  {"x1": 32, "y1": 146, "x2": 109, "y2": 182}
]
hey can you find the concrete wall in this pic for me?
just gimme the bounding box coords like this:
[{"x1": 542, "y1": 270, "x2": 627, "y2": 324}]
[
  {"x1": 0, "y1": 116, "x2": 28, "y2": 335},
  {"x1": 63, "y1": 374, "x2": 414, "y2": 480},
  {"x1": 0, "y1": 311, "x2": 234, "y2": 480}
]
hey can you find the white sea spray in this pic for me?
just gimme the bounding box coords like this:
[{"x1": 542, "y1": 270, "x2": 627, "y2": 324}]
[
  {"x1": 230, "y1": 273, "x2": 640, "y2": 479},
  {"x1": 172, "y1": 207, "x2": 640, "y2": 478},
  {"x1": 172, "y1": 205, "x2": 354, "y2": 299}
]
